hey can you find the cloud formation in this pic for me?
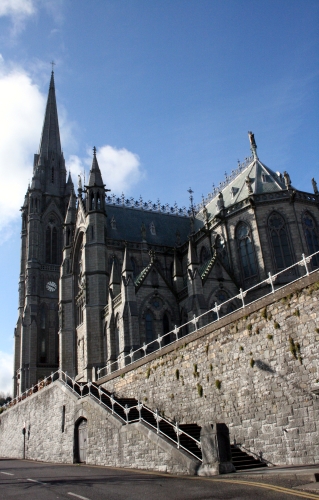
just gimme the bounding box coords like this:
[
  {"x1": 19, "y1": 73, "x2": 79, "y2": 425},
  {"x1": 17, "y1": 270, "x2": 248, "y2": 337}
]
[
  {"x1": 0, "y1": 351, "x2": 13, "y2": 395},
  {"x1": 0, "y1": 59, "x2": 45, "y2": 236},
  {"x1": 0, "y1": 57, "x2": 144, "y2": 238},
  {"x1": 67, "y1": 146, "x2": 144, "y2": 195}
]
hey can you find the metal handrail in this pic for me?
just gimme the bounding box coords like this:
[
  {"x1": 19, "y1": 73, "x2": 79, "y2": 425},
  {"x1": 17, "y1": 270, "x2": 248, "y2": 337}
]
[
  {"x1": 1, "y1": 369, "x2": 202, "y2": 462},
  {"x1": 97, "y1": 251, "x2": 319, "y2": 379}
]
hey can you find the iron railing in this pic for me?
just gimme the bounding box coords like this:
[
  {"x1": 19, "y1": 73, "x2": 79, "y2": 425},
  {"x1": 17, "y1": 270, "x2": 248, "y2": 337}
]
[
  {"x1": 1, "y1": 369, "x2": 202, "y2": 462},
  {"x1": 97, "y1": 250, "x2": 319, "y2": 379}
]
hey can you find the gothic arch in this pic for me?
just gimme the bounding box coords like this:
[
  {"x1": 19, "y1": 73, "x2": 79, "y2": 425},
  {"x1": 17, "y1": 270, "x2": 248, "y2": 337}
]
[
  {"x1": 302, "y1": 211, "x2": 319, "y2": 267},
  {"x1": 267, "y1": 211, "x2": 294, "y2": 271},
  {"x1": 235, "y1": 221, "x2": 257, "y2": 279},
  {"x1": 200, "y1": 245, "x2": 209, "y2": 264}
]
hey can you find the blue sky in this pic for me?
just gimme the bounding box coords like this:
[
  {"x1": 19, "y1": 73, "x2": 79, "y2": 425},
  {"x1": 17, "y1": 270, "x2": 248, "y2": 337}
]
[{"x1": 0, "y1": 0, "x2": 318, "y2": 393}]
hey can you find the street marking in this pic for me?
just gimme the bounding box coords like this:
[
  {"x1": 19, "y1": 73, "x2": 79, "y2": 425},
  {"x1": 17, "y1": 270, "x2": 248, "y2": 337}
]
[
  {"x1": 68, "y1": 493, "x2": 91, "y2": 500},
  {"x1": 27, "y1": 478, "x2": 47, "y2": 486},
  {"x1": 0, "y1": 472, "x2": 14, "y2": 476},
  {"x1": 205, "y1": 479, "x2": 319, "y2": 499}
]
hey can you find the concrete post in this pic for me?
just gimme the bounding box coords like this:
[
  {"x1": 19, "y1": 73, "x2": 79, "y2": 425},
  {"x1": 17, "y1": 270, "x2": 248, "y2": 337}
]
[{"x1": 198, "y1": 423, "x2": 236, "y2": 476}]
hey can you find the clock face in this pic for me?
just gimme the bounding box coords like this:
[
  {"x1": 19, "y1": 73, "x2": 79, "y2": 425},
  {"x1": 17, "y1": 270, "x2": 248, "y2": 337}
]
[{"x1": 46, "y1": 281, "x2": 57, "y2": 292}]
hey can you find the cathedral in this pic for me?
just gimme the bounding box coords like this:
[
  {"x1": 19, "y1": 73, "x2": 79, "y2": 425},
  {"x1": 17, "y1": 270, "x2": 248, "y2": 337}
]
[{"x1": 13, "y1": 72, "x2": 319, "y2": 397}]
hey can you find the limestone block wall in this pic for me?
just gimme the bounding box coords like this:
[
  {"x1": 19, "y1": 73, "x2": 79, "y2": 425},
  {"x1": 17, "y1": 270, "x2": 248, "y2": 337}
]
[
  {"x1": 0, "y1": 381, "x2": 198, "y2": 475},
  {"x1": 101, "y1": 272, "x2": 319, "y2": 466}
]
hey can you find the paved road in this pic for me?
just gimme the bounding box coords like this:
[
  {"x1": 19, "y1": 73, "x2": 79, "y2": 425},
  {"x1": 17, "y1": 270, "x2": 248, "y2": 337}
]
[{"x1": 0, "y1": 459, "x2": 318, "y2": 500}]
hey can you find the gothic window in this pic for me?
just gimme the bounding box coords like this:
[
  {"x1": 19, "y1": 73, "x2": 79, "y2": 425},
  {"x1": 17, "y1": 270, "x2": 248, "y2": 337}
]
[
  {"x1": 200, "y1": 246, "x2": 209, "y2": 264},
  {"x1": 111, "y1": 216, "x2": 116, "y2": 229},
  {"x1": 97, "y1": 192, "x2": 101, "y2": 210},
  {"x1": 39, "y1": 305, "x2": 47, "y2": 363},
  {"x1": 114, "y1": 314, "x2": 120, "y2": 358},
  {"x1": 268, "y1": 212, "x2": 293, "y2": 271},
  {"x1": 180, "y1": 309, "x2": 189, "y2": 338},
  {"x1": 236, "y1": 222, "x2": 257, "y2": 279},
  {"x1": 162, "y1": 313, "x2": 170, "y2": 346},
  {"x1": 145, "y1": 312, "x2": 154, "y2": 344},
  {"x1": 66, "y1": 228, "x2": 71, "y2": 246},
  {"x1": 150, "y1": 222, "x2": 156, "y2": 235},
  {"x1": 91, "y1": 193, "x2": 95, "y2": 210},
  {"x1": 302, "y1": 212, "x2": 319, "y2": 266},
  {"x1": 215, "y1": 235, "x2": 229, "y2": 269},
  {"x1": 46, "y1": 221, "x2": 58, "y2": 264}
]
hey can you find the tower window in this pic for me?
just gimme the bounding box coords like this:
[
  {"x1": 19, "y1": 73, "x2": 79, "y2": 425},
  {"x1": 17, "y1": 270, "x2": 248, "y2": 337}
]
[
  {"x1": 46, "y1": 224, "x2": 58, "y2": 264},
  {"x1": 145, "y1": 312, "x2": 154, "y2": 344}
]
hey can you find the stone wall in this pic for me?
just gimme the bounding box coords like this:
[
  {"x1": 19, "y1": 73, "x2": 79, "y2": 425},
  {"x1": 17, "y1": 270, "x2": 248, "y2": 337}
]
[
  {"x1": 0, "y1": 380, "x2": 198, "y2": 475},
  {"x1": 100, "y1": 272, "x2": 319, "y2": 466}
]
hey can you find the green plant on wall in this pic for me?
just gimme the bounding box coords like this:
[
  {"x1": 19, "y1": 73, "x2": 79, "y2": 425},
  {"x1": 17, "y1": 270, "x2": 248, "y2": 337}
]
[
  {"x1": 146, "y1": 367, "x2": 151, "y2": 379},
  {"x1": 261, "y1": 307, "x2": 267, "y2": 319},
  {"x1": 215, "y1": 379, "x2": 221, "y2": 390},
  {"x1": 293, "y1": 308, "x2": 300, "y2": 317},
  {"x1": 197, "y1": 384, "x2": 203, "y2": 397},
  {"x1": 175, "y1": 369, "x2": 180, "y2": 380},
  {"x1": 274, "y1": 321, "x2": 280, "y2": 329},
  {"x1": 250, "y1": 358, "x2": 255, "y2": 368},
  {"x1": 289, "y1": 337, "x2": 298, "y2": 359},
  {"x1": 193, "y1": 364, "x2": 199, "y2": 378}
]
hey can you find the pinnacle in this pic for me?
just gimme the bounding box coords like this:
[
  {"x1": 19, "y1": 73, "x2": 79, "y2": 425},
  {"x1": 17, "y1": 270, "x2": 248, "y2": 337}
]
[
  {"x1": 88, "y1": 146, "x2": 104, "y2": 187},
  {"x1": 38, "y1": 72, "x2": 62, "y2": 162}
]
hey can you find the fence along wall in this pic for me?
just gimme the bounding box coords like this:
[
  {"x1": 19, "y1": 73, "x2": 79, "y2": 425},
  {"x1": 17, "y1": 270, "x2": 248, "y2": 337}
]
[{"x1": 101, "y1": 271, "x2": 319, "y2": 466}]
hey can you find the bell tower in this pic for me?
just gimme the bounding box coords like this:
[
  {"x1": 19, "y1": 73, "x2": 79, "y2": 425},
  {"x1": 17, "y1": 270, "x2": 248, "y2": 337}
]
[{"x1": 13, "y1": 72, "x2": 72, "y2": 396}]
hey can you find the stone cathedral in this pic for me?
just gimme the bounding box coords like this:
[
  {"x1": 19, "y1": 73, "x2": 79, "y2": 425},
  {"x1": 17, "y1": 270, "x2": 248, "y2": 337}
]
[{"x1": 13, "y1": 72, "x2": 319, "y2": 397}]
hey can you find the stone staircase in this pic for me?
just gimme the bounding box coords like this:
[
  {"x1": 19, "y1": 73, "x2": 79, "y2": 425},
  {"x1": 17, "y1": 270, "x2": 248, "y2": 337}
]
[
  {"x1": 230, "y1": 444, "x2": 268, "y2": 471},
  {"x1": 67, "y1": 379, "x2": 267, "y2": 470}
]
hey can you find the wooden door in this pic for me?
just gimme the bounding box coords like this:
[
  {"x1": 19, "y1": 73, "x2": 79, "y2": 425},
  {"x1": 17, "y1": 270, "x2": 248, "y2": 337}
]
[{"x1": 78, "y1": 419, "x2": 87, "y2": 463}]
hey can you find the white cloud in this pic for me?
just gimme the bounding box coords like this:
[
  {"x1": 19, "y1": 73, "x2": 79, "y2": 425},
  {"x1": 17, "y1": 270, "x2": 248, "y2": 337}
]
[
  {"x1": 0, "y1": 0, "x2": 36, "y2": 17},
  {"x1": 0, "y1": 60, "x2": 45, "y2": 234},
  {"x1": 0, "y1": 351, "x2": 13, "y2": 395},
  {"x1": 66, "y1": 145, "x2": 144, "y2": 196}
]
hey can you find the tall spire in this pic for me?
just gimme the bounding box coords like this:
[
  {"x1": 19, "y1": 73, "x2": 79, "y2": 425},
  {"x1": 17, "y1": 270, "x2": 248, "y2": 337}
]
[
  {"x1": 88, "y1": 147, "x2": 104, "y2": 187},
  {"x1": 38, "y1": 72, "x2": 62, "y2": 161}
]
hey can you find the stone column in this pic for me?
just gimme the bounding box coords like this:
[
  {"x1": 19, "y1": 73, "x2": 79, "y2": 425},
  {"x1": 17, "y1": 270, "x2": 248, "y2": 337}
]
[{"x1": 198, "y1": 423, "x2": 236, "y2": 476}]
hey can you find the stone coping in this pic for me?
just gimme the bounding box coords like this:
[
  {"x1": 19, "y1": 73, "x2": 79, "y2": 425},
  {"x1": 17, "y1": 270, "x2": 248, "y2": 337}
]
[{"x1": 96, "y1": 270, "x2": 319, "y2": 386}]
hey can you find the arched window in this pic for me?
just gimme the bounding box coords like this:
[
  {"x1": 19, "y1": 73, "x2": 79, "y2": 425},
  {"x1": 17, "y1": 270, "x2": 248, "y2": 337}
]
[
  {"x1": 114, "y1": 314, "x2": 120, "y2": 358},
  {"x1": 162, "y1": 313, "x2": 170, "y2": 346},
  {"x1": 200, "y1": 246, "x2": 209, "y2": 264},
  {"x1": 302, "y1": 212, "x2": 319, "y2": 267},
  {"x1": 145, "y1": 312, "x2": 154, "y2": 344},
  {"x1": 90, "y1": 193, "x2": 95, "y2": 210},
  {"x1": 215, "y1": 235, "x2": 229, "y2": 269},
  {"x1": 150, "y1": 222, "x2": 156, "y2": 235},
  {"x1": 46, "y1": 223, "x2": 58, "y2": 264},
  {"x1": 97, "y1": 192, "x2": 101, "y2": 210},
  {"x1": 236, "y1": 222, "x2": 257, "y2": 279},
  {"x1": 268, "y1": 212, "x2": 293, "y2": 270},
  {"x1": 66, "y1": 228, "x2": 71, "y2": 246},
  {"x1": 39, "y1": 305, "x2": 46, "y2": 363}
]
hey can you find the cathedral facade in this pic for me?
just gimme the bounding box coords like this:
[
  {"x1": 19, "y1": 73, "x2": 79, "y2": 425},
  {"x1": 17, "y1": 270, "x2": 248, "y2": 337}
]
[{"x1": 13, "y1": 73, "x2": 319, "y2": 396}]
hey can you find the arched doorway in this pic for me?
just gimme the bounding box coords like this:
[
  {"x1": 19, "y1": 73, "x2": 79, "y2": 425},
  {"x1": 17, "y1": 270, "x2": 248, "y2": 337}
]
[{"x1": 75, "y1": 418, "x2": 88, "y2": 463}]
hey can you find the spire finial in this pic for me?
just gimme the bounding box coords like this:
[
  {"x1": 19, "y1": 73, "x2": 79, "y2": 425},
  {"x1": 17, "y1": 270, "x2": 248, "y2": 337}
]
[
  {"x1": 50, "y1": 60, "x2": 55, "y2": 73},
  {"x1": 93, "y1": 146, "x2": 96, "y2": 157}
]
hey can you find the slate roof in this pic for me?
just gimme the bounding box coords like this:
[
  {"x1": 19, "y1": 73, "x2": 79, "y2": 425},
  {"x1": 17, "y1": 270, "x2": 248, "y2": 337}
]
[
  {"x1": 38, "y1": 72, "x2": 62, "y2": 160},
  {"x1": 197, "y1": 157, "x2": 292, "y2": 221},
  {"x1": 106, "y1": 204, "x2": 191, "y2": 247}
]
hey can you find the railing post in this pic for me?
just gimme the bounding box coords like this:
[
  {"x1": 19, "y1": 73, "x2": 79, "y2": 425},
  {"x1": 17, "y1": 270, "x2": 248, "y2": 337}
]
[
  {"x1": 302, "y1": 253, "x2": 309, "y2": 275},
  {"x1": 193, "y1": 314, "x2": 198, "y2": 331},
  {"x1": 240, "y1": 288, "x2": 245, "y2": 308},
  {"x1": 124, "y1": 404, "x2": 130, "y2": 424},
  {"x1": 137, "y1": 400, "x2": 143, "y2": 422},
  {"x1": 99, "y1": 387, "x2": 102, "y2": 403},
  {"x1": 173, "y1": 326, "x2": 179, "y2": 341},
  {"x1": 214, "y1": 302, "x2": 219, "y2": 321},
  {"x1": 175, "y1": 421, "x2": 181, "y2": 448},
  {"x1": 110, "y1": 393, "x2": 115, "y2": 414},
  {"x1": 268, "y1": 272, "x2": 275, "y2": 293},
  {"x1": 154, "y1": 409, "x2": 162, "y2": 434}
]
